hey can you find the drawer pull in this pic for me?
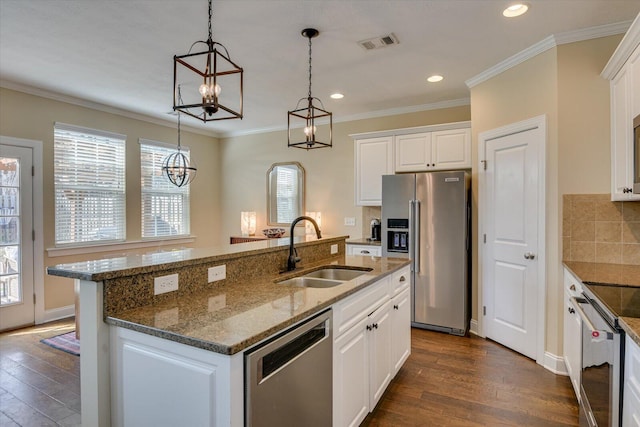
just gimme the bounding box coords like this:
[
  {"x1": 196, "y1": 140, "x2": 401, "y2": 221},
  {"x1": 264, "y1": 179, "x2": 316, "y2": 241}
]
[{"x1": 360, "y1": 250, "x2": 370, "y2": 254}]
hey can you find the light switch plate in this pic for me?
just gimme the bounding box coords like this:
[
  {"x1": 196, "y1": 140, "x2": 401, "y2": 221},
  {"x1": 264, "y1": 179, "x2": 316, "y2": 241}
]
[
  {"x1": 208, "y1": 265, "x2": 226, "y2": 283},
  {"x1": 154, "y1": 273, "x2": 179, "y2": 295},
  {"x1": 344, "y1": 217, "x2": 356, "y2": 226}
]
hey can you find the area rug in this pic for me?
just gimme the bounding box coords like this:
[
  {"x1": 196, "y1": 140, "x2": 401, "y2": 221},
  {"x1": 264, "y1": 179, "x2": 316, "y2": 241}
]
[{"x1": 41, "y1": 331, "x2": 80, "y2": 356}]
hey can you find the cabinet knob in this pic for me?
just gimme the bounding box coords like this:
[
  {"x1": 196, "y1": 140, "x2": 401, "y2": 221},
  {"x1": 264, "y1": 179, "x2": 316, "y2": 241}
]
[
  {"x1": 623, "y1": 187, "x2": 632, "y2": 194},
  {"x1": 399, "y1": 276, "x2": 406, "y2": 282},
  {"x1": 524, "y1": 252, "x2": 536, "y2": 260},
  {"x1": 393, "y1": 304, "x2": 399, "y2": 310},
  {"x1": 569, "y1": 284, "x2": 576, "y2": 291},
  {"x1": 366, "y1": 325, "x2": 372, "y2": 331},
  {"x1": 372, "y1": 323, "x2": 378, "y2": 329},
  {"x1": 568, "y1": 307, "x2": 575, "y2": 314}
]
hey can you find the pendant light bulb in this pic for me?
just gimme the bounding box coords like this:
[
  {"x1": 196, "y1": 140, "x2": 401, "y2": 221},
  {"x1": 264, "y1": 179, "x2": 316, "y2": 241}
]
[
  {"x1": 199, "y1": 83, "x2": 221, "y2": 97},
  {"x1": 304, "y1": 125, "x2": 317, "y2": 137}
]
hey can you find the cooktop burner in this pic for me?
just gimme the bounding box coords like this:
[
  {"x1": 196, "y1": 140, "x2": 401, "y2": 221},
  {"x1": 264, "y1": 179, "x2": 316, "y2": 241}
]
[{"x1": 585, "y1": 284, "x2": 640, "y2": 319}]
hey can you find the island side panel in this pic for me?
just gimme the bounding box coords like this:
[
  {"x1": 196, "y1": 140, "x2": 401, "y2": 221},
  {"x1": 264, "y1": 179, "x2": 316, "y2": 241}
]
[{"x1": 78, "y1": 278, "x2": 111, "y2": 427}]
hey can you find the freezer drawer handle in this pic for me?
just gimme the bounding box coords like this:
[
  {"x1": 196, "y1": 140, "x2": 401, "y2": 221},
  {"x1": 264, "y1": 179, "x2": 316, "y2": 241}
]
[{"x1": 570, "y1": 296, "x2": 614, "y2": 342}]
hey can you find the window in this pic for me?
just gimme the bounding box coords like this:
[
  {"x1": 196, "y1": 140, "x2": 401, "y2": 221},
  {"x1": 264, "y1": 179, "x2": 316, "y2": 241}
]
[
  {"x1": 54, "y1": 123, "x2": 126, "y2": 245},
  {"x1": 140, "y1": 140, "x2": 190, "y2": 238},
  {"x1": 267, "y1": 162, "x2": 305, "y2": 225}
]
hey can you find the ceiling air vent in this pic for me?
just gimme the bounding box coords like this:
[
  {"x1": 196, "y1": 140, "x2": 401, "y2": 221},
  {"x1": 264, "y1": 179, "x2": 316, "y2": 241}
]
[{"x1": 357, "y1": 33, "x2": 399, "y2": 51}]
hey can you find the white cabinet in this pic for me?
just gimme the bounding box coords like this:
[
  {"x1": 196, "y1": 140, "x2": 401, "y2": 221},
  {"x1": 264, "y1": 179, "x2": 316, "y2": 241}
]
[
  {"x1": 604, "y1": 30, "x2": 640, "y2": 200},
  {"x1": 354, "y1": 136, "x2": 393, "y2": 206},
  {"x1": 624, "y1": 334, "x2": 640, "y2": 427},
  {"x1": 346, "y1": 244, "x2": 382, "y2": 257},
  {"x1": 562, "y1": 267, "x2": 582, "y2": 402},
  {"x1": 111, "y1": 326, "x2": 244, "y2": 427},
  {"x1": 395, "y1": 128, "x2": 471, "y2": 172},
  {"x1": 352, "y1": 122, "x2": 471, "y2": 206},
  {"x1": 333, "y1": 267, "x2": 411, "y2": 427}
]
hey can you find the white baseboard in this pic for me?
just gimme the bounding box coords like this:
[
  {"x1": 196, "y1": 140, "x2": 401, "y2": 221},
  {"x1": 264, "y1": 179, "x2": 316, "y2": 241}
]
[
  {"x1": 40, "y1": 305, "x2": 75, "y2": 324},
  {"x1": 543, "y1": 351, "x2": 568, "y2": 375},
  {"x1": 469, "y1": 319, "x2": 478, "y2": 336}
]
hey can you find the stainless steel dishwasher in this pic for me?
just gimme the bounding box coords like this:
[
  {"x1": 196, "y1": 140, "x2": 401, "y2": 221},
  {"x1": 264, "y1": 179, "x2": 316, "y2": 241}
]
[{"x1": 245, "y1": 309, "x2": 332, "y2": 427}]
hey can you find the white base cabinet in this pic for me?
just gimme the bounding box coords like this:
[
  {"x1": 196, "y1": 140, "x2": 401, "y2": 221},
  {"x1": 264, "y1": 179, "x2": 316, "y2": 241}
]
[
  {"x1": 111, "y1": 327, "x2": 244, "y2": 427},
  {"x1": 624, "y1": 334, "x2": 640, "y2": 427},
  {"x1": 333, "y1": 266, "x2": 411, "y2": 427},
  {"x1": 562, "y1": 267, "x2": 582, "y2": 402}
]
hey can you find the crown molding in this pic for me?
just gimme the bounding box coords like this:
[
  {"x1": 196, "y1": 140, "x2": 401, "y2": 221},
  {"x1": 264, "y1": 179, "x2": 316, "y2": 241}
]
[
  {"x1": 466, "y1": 20, "x2": 632, "y2": 89},
  {"x1": 0, "y1": 79, "x2": 220, "y2": 138},
  {"x1": 221, "y1": 98, "x2": 471, "y2": 138},
  {"x1": 602, "y1": 14, "x2": 640, "y2": 79}
]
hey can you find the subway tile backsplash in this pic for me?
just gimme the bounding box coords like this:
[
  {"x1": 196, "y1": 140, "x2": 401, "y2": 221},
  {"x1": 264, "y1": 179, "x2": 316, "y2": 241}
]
[{"x1": 563, "y1": 194, "x2": 640, "y2": 265}]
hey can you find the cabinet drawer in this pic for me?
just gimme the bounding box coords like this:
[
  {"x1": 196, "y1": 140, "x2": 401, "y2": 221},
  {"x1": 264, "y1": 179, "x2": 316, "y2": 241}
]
[
  {"x1": 347, "y1": 244, "x2": 382, "y2": 257},
  {"x1": 334, "y1": 277, "x2": 390, "y2": 337},
  {"x1": 390, "y1": 266, "x2": 410, "y2": 296}
]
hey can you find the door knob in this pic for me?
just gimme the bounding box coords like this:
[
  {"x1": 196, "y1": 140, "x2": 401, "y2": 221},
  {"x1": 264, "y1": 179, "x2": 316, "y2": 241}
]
[{"x1": 524, "y1": 252, "x2": 536, "y2": 259}]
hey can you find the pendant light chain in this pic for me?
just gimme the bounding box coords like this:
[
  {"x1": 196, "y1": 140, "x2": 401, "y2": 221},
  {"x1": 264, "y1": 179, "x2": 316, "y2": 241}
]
[
  {"x1": 177, "y1": 85, "x2": 183, "y2": 151},
  {"x1": 207, "y1": 0, "x2": 213, "y2": 42},
  {"x1": 308, "y1": 35, "x2": 313, "y2": 99}
]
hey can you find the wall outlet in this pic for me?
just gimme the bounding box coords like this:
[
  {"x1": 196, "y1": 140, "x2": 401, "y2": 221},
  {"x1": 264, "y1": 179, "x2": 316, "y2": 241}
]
[
  {"x1": 331, "y1": 244, "x2": 338, "y2": 254},
  {"x1": 154, "y1": 273, "x2": 179, "y2": 295},
  {"x1": 208, "y1": 265, "x2": 226, "y2": 283},
  {"x1": 344, "y1": 217, "x2": 356, "y2": 226}
]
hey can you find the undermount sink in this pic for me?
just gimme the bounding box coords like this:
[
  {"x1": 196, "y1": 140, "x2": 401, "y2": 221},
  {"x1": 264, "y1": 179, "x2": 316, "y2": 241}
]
[
  {"x1": 277, "y1": 276, "x2": 343, "y2": 288},
  {"x1": 277, "y1": 267, "x2": 373, "y2": 288},
  {"x1": 304, "y1": 268, "x2": 370, "y2": 281}
]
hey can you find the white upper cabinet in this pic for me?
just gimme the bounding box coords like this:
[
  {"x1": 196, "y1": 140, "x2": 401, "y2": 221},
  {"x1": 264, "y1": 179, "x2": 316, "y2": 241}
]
[
  {"x1": 602, "y1": 17, "x2": 640, "y2": 201},
  {"x1": 352, "y1": 121, "x2": 470, "y2": 206},
  {"x1": 396, "y1": 128, "x2": 471, "y2": 172},
  {"x1": 354, "y1": 136, "x2": 394, "y2": 206}
]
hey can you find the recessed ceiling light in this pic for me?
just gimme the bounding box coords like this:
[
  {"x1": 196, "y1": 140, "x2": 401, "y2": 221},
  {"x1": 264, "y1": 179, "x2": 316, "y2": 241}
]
[
  {"x1": 427, "y1": 75, "x2": 444, "y2": 83},
  {"x1": 503, "y1": 3, "x2": 529, "y2": 17},
  {"x1": 330, "y1": 93, "x2": 344, "y2": 99}
]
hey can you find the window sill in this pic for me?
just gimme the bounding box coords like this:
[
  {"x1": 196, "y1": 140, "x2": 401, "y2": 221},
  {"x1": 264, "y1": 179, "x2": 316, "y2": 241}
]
[{"x1": 47, "y1": 236, "x2": 197, "y2": 258}]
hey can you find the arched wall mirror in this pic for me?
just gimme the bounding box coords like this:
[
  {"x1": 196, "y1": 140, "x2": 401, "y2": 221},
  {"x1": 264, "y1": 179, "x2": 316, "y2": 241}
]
[{"x1": 267, "y1": 162, "x2": 305, "y2": 226}]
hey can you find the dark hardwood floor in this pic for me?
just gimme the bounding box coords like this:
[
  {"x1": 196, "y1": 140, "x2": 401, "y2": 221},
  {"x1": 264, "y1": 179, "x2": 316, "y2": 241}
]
[
  {"x1": 0, "y1": 318, "x2": 80, "y2": 426},
  {"x1": 363, "y1": 328, "x2": 579, "y2": 426},
  {"x1": 0, "y1": 320, "x2": 578, "y2": 426}
]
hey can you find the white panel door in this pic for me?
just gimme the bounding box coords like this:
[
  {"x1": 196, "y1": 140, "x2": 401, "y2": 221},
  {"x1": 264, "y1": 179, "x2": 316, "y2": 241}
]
[
  {"x1": 0, "y1": 144, "x2": 34, "y2": 331},
  {"x1": 483, "y1": 125, "x2": 541, "y2": 360}
]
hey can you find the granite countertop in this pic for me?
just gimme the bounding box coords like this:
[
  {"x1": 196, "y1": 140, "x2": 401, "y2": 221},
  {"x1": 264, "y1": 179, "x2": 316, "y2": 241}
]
[
  {"x1": 107, "y1": 255, "x2": 410, "y2": 355},
  {"x1": 563, "y1": 261, "x2": 640, "y2": 346},
  {"x1": 47, "y1": 235, "x2": 347, "y2": 281},
  {"x1": 346, "y1": 238, "x2": 382, "y2": 246}
]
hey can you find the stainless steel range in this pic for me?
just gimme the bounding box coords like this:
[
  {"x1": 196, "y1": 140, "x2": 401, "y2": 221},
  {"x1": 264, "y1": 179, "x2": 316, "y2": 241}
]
[{"x1": 573, "y1": 284, "x2": 640, "y2": 427}]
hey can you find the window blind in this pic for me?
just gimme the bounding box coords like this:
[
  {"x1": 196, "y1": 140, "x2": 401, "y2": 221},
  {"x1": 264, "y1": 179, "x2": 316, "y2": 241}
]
[
  {"x1": 54, "y1": 123, "x2": 126, "y2": 245},
  {"x1": 276, "y1": 165, "x2": 297, "y2": 223},
  {"x1": 140, "y1": 140, "x2": 190, "y2": 238}
]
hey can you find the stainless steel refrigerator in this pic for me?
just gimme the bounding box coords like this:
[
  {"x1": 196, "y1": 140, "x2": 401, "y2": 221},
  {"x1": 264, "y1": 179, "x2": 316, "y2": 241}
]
[{"x1": 382, "y1": 171, "x2": 470, "y2": 335}]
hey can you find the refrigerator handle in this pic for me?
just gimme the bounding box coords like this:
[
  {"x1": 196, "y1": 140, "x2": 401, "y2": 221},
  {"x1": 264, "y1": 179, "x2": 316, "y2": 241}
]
[
  {"x1": 413, "y1": 199, "x2": 421, "y2": 273},
  {"x1": 409, "y1": 200, "x2": 415, "y2": 273}
]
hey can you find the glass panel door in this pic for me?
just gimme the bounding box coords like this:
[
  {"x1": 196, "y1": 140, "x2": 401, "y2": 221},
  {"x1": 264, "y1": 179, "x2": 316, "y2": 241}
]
[{"x1": 0, "y1": 144, "x2": 34, "y2": 330}]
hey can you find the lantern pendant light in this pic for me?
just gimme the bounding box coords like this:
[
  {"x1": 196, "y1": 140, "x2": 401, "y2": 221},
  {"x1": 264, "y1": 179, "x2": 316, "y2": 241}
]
[
  {"x1": 173, "y1": 0, "x2": 243, "y2": 122},
  {"x1": 288, "y1": 28, "x2": 332, "y2": 150},
  {"x1": 163, "y1": 86, "x2": 197, "y2": 187}
]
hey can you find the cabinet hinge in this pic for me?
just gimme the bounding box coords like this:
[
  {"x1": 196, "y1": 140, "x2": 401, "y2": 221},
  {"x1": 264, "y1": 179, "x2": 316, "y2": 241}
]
[
  {"x1": 32, "y1": 230, "x2": 35, "y2": 241},
  {"x1": 33, "y1": 293, "x2": 36, "y2": 304},
  {"x1": 483, "y1": 234, "x2": 486, "y2": 244},
  {"x1": 32, "y1": 166, "x2": 35, "y2": 176},
  {"x1": 483, "y1": 306, "x2": 486, "y2": 316},
  {"x1": 481, "y1": 160, "x2": 487, "y2": 170}
]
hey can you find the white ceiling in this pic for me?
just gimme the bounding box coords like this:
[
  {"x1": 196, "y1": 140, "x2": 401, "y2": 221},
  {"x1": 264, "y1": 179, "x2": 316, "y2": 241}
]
[{"x1": 1, "y1": 1, "x2": 639, "y2": 137}]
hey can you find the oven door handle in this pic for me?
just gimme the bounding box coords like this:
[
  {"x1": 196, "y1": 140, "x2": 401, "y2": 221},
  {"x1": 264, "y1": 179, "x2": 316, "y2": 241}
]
[{"x1": 571, "y1": 296, "x2": 614, "y2": 341}]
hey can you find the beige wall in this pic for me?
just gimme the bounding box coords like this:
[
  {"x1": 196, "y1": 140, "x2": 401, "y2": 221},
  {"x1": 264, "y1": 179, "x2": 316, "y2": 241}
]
[
  {"x1": 470, "y1": 35, "x2": 621, "y2": 356},
  {"x1": 218, "y1": 106, "x2": 470, "y2": 242},
  {"x1": 0, "y1": 88, "x2": 221, "y2": 311}
]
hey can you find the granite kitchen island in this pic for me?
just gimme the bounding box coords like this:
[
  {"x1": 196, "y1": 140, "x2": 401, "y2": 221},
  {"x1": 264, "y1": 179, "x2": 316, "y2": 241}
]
[{"x1": 48, "y1": 235, "x2": 411, "y2": 426}]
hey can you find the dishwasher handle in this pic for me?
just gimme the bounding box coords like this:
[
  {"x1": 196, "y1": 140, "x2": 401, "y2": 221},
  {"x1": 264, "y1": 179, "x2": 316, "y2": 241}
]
[
  {"x1": 570, "y1": 296, "x2": 613, "y2": 342},
  {"x1": 251, "y1": 310, "x2": 331, "y2": 383}
]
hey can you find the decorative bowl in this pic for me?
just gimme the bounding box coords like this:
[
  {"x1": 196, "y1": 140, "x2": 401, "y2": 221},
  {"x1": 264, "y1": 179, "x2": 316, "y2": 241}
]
[{"x1": 262, "y1": 227, "x2": 286, "y2": 238}]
